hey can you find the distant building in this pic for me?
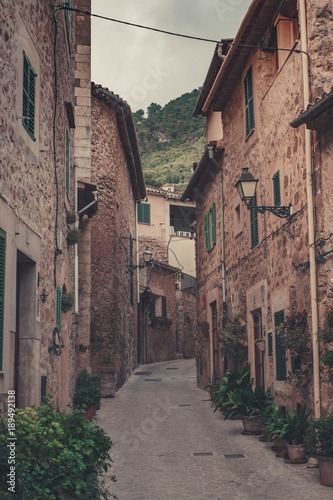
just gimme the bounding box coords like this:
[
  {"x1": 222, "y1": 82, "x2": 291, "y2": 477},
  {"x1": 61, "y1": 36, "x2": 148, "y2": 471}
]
[
  {"x1": 183, "y1": 0, "x2": 333, "y2": 415},
  {"x1": 137, "y1": 187, "x2": 197, "y2": 363}
]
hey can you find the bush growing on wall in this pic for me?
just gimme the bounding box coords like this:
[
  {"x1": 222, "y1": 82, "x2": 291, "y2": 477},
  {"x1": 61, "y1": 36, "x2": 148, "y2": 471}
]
[{"x1": 0, "y1": 397, "x2": 115, "y2": 499}]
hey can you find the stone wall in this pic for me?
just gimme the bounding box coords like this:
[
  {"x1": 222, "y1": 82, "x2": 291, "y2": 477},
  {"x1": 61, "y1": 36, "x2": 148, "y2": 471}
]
[
  {"x1": 90, "y1": 96, "x2": 138, "y2": 395},
  {"x1": 0, "y1": 0, "x2": 77, "y2": 410}
]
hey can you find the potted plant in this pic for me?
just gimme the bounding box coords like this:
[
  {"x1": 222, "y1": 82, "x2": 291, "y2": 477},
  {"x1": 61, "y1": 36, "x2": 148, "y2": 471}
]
[
  {"x1": 221, "y1": 386, "x2": 273, "y2": 434},
  {"x1": 206, "y1": 364, "x2": 252, "y2": 414},
  {"x1": 279, "y1": 406, "x2": 310, "y2": 463},
  {"x1": 73, "y1": 369, "x2": 101, "y2": 420},
  {"x1": 67, "y1": 228, "x2": 81, "y2": 245},
  {"x1": 219, "y1": 314, "x2": 248, "y2": 369},
  {"x1": 306, "y1": 413, "x2": 333, "y2": 486},
  {"x1": 254, "y1": 338, "x2": 265, "y2": 352},
  {"x1": 276, "y1": 304, "x2": 310, "y2": 359},
  {"x1": 61, "y1": 292, "x2": 74, "y2": 313}
]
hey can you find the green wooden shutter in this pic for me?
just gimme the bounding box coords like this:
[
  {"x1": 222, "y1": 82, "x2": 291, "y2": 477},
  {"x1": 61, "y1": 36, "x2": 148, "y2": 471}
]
[
  {"x1": 205, "y1": 211, "x2": 210, "y2": 252},
  {"x1": 138, "y1": 204, "x2": 150, "y2": 224},
  {"x1": 130, "y1": 234, "x2": 134, "y2": 306},
  {"x1": 275, "y1": 310, "x2": 286, "y2": 381},
  {"x1": 211, "y1": 202, "x2": 216, "y2": 246},
  {"x1": 66, "y1": 129, "x2": 70, "y2": 198},
  {"x1": 150, "y1": 294, "x2": 155, "y2": 318},
  {"x1": 22, "y1": 52, "x2": 36, "y2": 141},
  {"x1": 65, "y1": 0, "x2": 71, "y2": 34},
  {"x1": 0, "y1": 229, "x2": 6, "y2": 371},
  {"x1": 250, "y1": 194, "x2": 258, "y2": 248},
  {"x1": 162, "y1": 296, "x2": 167, "y2": 318},
  {"x1": 56, "y1": 287, "x2": 62, "y2": 331},
  {"x1": 273, "y1": 171, "x2": 281, "y2": 207},
  {"x1": 244, "y1": 66, "x2": 255, "y2": 136},
  {"x1": 268, "y1": 332, "x2": 273, "y2": 357}
]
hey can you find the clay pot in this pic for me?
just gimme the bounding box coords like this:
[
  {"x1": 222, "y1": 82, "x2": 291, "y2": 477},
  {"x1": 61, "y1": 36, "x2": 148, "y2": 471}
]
[
  {"x1": 255, "y1": 341, "x2": 265, "y2": 352},
  {"x1": 318, "y1": 456, "x2": 333, "y2": 486},
  {"x1": 242, "y1": 416, "x2": 262, "y2": 434},
  {"x1": 85, "y1": 406, "x2": 96, "y2": 421},
  {"x1": 286, "y1": 444, "x2": 306, "y2": 463}
]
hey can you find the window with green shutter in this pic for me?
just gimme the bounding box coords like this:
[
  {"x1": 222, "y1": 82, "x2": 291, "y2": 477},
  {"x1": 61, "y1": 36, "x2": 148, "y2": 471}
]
[
  {"x1": 250, "y1": 194, "x2": 259, "y2": 248},
  {"x1": 56, "y1": 287, "x2": 62, "y2": 332},
  {"x1": 205, "y1": 211, "x2": 210, "y2": 252},
  {"x1": 244, "y1": 66, "x2": 255, "y2": 137},
  {"x1": 22, "y1": 52, "x2": 36, "y2": 141},
  {"x1": 129, "y1": 234, "x2": 134, "y2": 306},
  {"x1": 211, "y1": 202, "x2": 216, "y2": 246},
  {"x1": 66, "y1": 129, "x2": 70, "y2": 198},
  {"x1": 137, "y1": 204, "x2": 150, "y2": 224},
  {"x1": 275, "y1": 310, "x2": 286, "y2": 381},
  {"x1": 162, "y1": 296, "x2": 167, "y2": 318},
  {"x1": 64, "y1": 0, "x2": 71, "y2": 34},
  {"x1": 0, "y1": 229, "x2": 6, "y2": 371},
  {"x1": 272, "y1": 171, "x2": 281, "y2": 207}
]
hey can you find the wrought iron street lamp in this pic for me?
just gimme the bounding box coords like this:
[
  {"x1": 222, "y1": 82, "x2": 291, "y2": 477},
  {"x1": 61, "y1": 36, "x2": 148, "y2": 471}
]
[
  {"x1": 127, "y1": 246, "x2": 152, "y2": 272},
  {"x1": 235, "y1": 167, "x2": 292, "y2": 220}
]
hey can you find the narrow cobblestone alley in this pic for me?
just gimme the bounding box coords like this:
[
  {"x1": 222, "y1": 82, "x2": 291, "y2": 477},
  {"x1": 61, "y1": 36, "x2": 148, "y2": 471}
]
[{"x1": 96, "y1": 359, "x2": 331, "y2": 500}]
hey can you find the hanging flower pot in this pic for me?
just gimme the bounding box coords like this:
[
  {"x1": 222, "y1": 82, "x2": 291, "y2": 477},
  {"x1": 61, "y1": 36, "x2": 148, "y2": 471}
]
[
  {"x1": 67, "y1": 228, "x2": 80, "y2": 245},
  {"x1": 254, "y1": 339, "x2": 265, "y2": 352}
]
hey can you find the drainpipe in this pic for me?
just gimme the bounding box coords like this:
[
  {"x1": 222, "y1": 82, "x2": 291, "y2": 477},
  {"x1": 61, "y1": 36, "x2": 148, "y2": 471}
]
[
  {"x1": 299, "y1": 0, "x2": 320, "y2": 417},
  {"x1": 74, "y1": 163, "x2": 79, "y2": 313},
  {"x1": 136, "y1": 202, "x2": 140, "y2": 303}
]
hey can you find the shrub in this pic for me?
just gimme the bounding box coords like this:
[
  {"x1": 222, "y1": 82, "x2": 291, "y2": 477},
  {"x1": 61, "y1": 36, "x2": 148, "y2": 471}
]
[
  {"x1": 73, "y1": 370, "x2": 102, "y2": 410},
  {"x1": 206, "y1": 364, "x2": 252, "y2": 412},
  {"x1": 62, "y1": 292, "x2": 74, "y2": 313},
  {"x1": 306, "y1": 413, "x2": 333, "y2": 457},
  {"x1": 67, "y1": 228, "x2": 80, "y2": 245},
  {"x1": 0, "y1": 397, "x2": 115, "y2": 499}
]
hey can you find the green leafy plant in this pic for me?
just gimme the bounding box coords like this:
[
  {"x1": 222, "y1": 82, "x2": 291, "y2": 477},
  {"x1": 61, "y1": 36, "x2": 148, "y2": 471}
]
[
  {"x1": 219, "y1": 314, "x2": 247, "y2": 368},
  {"x1": 0, "y1": 397, "x2": 115, "y2": 499},
  {"x1": 306, "y1": 413, "x2": 333, "y2": 457},
  {"x1": 276, "y1": 303, "x2": 309, "y2": 358},
  {"x1": 67, "y1": 228, "x2": 81, "y2": 245},
  {"x1": 321, "y1": 350, "x2": 333, "y2": 368},
  {"x1": 280, "y1": 406, "x2": 310, "y2": 445},
  {"x1": 206, "y1": 364, "x2": 253, "y2": 412},
  {"x1": 66, "y1": 211, "x2": 77, "y2": 224},
  {"x1": 62, "y1": 292, "x2": 74, "y2": 312},
  {"x1": 318, "y1": 328, "x2": 333, "y2": 343},
  {"x1": 221, "y1": 386, "x2": 273, "y2": 420},
  {"x1": 73, "y1": 370, "x2": 102, "y2": 410}
]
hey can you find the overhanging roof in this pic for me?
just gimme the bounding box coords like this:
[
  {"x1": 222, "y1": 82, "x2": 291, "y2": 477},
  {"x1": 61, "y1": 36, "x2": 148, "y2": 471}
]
[
  {"x1": 91, "y1": 83, "x2": 146, "y2": 201},
  {"x1": 194, "y1": 0, "x2": 283, "y2": 115},
  {"x1": 290, "y1": 89, "x2": 333, "y2": 130}
]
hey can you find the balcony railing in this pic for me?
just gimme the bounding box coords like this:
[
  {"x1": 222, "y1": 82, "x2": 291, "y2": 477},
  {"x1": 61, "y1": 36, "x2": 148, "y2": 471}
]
[{"x1": 170, "y1": 219, "x2": 196, "y2": 237}]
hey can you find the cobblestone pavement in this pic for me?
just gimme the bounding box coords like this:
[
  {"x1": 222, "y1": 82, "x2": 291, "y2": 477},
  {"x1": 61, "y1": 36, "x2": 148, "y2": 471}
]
[{"x1": 95, "y1": 359, "x2": 331, "y2": 500}]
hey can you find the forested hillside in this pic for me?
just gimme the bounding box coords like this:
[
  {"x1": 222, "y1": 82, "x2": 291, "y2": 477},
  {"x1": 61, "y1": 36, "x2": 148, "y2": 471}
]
[{"x1": 133, "y1": 88, "x2": 206, "y2": 190}]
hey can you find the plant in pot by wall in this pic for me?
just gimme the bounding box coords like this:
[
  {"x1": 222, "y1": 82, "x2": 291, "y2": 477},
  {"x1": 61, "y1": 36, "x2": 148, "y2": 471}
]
[
  {"x1": 205, "y1": 364, "x2": 252, "y2": 413},
  {"x1": 306, "y1": 412, "x2": 333, "y2": 486},
  {"x1": 280, "y1": 406, "x2": 310, "y2": 463},
  {"x1": 276, "y1": 304, "x2": 310, "y2": 359},
  {"x1": 73, "y1": 369, "x2": 101, "y2": 420},
  {"x1": 61, "y1": 292, "x2": 74, "y2": 313},
  {"x1": 67, "y1": 228, "x2": 81, "y2": 245},
  {"x1": 219, "y1": 314, "x2": 248, "y2": 369},
  {"x1": 221, "y1": 385, "x2": 273, "y2": 434},
  {"x1": 66, "y1": 211, "x2": 77, "y2": 225}
]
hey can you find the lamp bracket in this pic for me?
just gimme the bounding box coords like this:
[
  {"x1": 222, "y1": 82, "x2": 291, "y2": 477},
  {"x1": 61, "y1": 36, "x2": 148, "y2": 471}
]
[
  {"x1": 126, "y1": 264, "x2": 144, "y2": 273},
  {"x1": 246, "y1": 203, "x2": 292, "y2": 220}
]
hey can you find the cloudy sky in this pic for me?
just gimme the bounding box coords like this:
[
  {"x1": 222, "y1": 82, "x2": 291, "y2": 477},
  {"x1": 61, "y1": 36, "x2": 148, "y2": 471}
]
[{"x1": 91, "y1": 0, "x2": 252, "y2": 112}]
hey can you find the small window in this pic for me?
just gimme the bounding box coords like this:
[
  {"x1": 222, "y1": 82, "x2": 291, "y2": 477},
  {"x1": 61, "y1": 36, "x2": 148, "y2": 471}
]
[
  {"x1": 137, "y1": 204, "x2": 150, "y2": 224},
  {"x1": 250, "y1": 195, "x2": 259, "y2": 249},
  {"x1": 66, "y1": 129, "x2": 70, "y2": 198},
  {"x1": 22, "y1": 52, "x2": 37, "y2": 141},
  {"x1": 272, "y1": 171, "x2": 281, "y2": 207},
  {"x1": 205, "y1": 211, "x2": 210, "y2": 252},
  {"x1": 275, "y1": 310, "x2": 286, "y2": 381},
  {"x1": 0, "y1": 228, "x2": 6, "y2": 371},
  {"x1": 56, "y1": 286, "x2": 62, "y2": 331},
  {"x1": 244, "y1": 66, "x2": 255, "y2": 137}
]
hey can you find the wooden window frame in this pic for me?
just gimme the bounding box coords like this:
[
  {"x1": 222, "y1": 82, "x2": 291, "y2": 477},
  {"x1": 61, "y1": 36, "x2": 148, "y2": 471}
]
[
  {"x1": 56, "y1": 286, "x2": 62, "y2": 332},
  {"x1": 22, "y1": 52, "x2": 37, "y2": 142},
  {"x1": 244, "y1": 66, "x2": 255, "y2": 137},
  {"x1": 137, "y1": 204, "x2": 150, "y2": 224},
  {"x1": 272, "y1": 171, "x2": 281, "y2": 207}
]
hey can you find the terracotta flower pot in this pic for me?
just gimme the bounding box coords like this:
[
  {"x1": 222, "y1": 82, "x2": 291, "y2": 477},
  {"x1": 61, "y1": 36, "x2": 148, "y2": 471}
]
[
  {"x1": 318, "y1": 456, "x2": 333, "y2": 486},
  {"x1": 85, "y1": 406, "x2": 96, "y2": 421},
  {"x1": 255, "y1": 341, "x2": 265, "y2": 352},
  {"x1": 242, "y1": 416, "x2": 262, "y2": 434},
  {"x1": 286, "y1": 444, "x2": 306, "y2": 463}
]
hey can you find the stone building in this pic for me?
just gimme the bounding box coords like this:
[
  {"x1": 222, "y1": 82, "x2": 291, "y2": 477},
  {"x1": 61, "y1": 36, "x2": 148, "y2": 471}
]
[
  {"x1": 182, "y1": 0, "x2": 333, "y2": 415},
  {"x1": 89, "y1": 84, "x2": 146, "y2": 395},
  {"x1": 0, "y1": 0, "x2": 78, "y2": 411},
  {"x1": 137, "y1": 187, "x2": 197, "y2": 363}
]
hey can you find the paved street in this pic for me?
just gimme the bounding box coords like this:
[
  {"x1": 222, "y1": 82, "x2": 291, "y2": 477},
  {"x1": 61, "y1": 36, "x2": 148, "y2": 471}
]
[{"x1": 96, "y1": 359, "x2": 331, "y2": 500}]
